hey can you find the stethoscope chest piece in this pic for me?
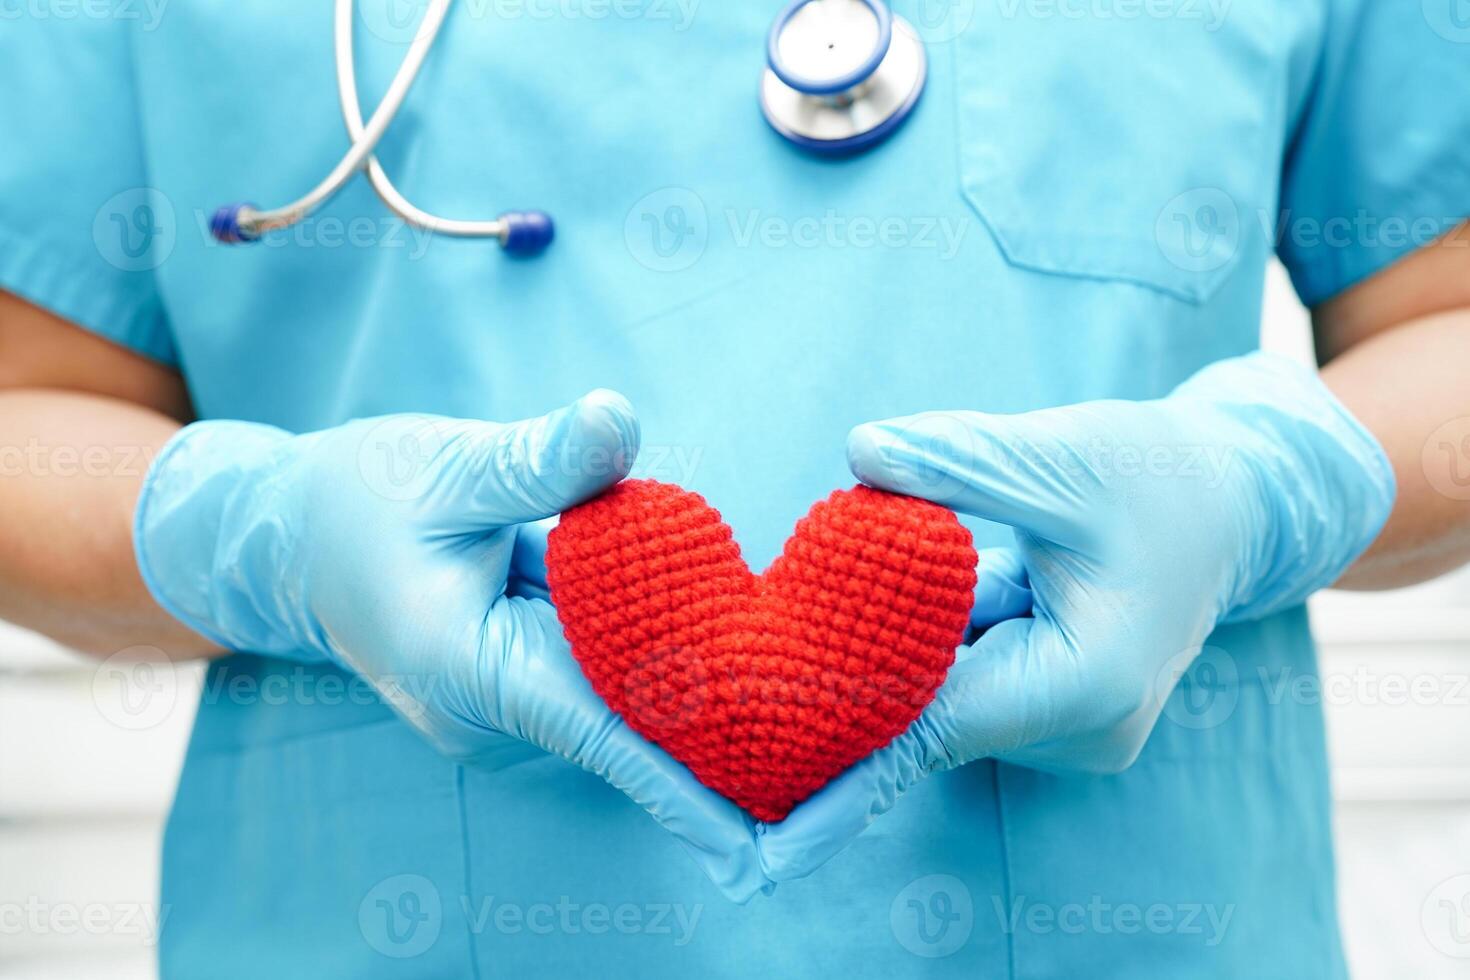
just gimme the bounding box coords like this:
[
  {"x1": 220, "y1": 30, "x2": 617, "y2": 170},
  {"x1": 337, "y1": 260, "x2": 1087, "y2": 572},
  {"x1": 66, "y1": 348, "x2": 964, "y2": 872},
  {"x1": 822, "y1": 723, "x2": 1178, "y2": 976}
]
[
  {"x1": 761, "y1": 0, "x2": 927, "y2": 155},
  {"x1": 212, "y1": 0, "x2": 926, "y2": 259}
]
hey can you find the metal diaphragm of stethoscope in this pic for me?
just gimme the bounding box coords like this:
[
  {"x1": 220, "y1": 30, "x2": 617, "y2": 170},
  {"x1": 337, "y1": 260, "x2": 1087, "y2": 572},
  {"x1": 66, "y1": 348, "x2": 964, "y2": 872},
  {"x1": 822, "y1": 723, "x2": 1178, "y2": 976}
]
[{"x1": 210, "y1": 0, "x2": 928, "y2": 256}]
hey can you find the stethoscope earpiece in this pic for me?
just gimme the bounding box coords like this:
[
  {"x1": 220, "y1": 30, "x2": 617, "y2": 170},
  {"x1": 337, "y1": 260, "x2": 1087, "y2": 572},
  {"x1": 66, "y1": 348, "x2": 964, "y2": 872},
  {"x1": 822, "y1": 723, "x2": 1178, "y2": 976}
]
[
  {"x1": 209, "y1": 203, "x2": 261, "y2": 245},
  {"x1": 211, "y1": 0, "x2": 923, "y2": 255},
  {"x1": 497, "y1": 211, "x2": 556, "y2": 256}
]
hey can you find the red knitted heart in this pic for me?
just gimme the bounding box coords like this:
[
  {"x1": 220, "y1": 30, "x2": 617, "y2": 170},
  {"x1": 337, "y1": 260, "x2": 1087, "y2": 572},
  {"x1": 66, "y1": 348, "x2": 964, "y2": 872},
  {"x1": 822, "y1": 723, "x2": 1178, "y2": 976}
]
[{"x1": 546, "y1": 479, "x2": 977, "y2": 822}]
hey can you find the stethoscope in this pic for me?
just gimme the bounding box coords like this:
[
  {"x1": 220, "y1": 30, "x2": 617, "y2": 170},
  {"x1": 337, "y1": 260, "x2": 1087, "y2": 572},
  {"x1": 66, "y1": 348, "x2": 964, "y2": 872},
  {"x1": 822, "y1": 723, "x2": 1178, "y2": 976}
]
[{"x1": 210, "y1": 0, "x2": 928, "y2": 256}]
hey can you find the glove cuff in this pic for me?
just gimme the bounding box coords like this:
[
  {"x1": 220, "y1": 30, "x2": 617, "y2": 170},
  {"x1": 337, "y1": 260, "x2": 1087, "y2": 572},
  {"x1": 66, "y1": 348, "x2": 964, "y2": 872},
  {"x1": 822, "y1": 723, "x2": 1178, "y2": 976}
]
[
  {"x1": 133, "y1": 420, "x2": 329, "y2": 659},
  {"x1": 1172, "y1": 352, "x2": 1396, "y2": 623}
]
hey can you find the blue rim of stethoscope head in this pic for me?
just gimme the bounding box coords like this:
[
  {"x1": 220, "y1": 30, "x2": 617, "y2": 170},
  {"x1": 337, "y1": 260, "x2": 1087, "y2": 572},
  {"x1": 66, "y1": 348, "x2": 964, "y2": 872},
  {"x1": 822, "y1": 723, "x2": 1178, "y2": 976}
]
[
  {"x1": 760, "y1": 50, "x2": 925, "y2": 157},
  {"x1": 766, "y1": 0, "x2": 893, "y2": 97}
]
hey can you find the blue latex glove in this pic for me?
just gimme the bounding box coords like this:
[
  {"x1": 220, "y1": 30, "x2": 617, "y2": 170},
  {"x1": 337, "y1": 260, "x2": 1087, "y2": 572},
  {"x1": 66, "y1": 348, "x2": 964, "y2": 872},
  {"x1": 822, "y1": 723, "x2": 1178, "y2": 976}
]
[
  {"x1": 133, "y1": 392, "x2": 768, "y2": 902},
  {"x1": 758, "y1": 352, "x2": 1395, "y2": 881}
]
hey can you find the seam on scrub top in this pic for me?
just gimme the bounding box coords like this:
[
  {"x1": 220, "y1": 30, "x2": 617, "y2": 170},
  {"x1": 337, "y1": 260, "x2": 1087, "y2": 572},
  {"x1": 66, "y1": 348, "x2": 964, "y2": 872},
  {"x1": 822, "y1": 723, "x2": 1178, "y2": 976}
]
[
  {"x1": 617, "y1": 270, "x2": 758, "y2": 336},
  {"x1": 992, "y1": 761, "x2": 1018, "y2": 980},
  {"x1": 181, "y1": 713, "x2": 405, "y2": 758},
  {"x1": 0, "y1": 222, "x2": 174, "y2": 365},
  {"x1": 455, "y1": 765, "x2": 484, "y2": 980}
]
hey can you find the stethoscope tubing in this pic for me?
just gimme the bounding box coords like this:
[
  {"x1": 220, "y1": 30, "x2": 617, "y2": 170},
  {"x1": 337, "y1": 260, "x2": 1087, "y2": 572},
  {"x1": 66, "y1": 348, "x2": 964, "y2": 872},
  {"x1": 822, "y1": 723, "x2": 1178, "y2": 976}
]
[
  {"x1": 214, "y1": 0, "x2": 920, "y2": 252},
  {"x1": 332, "y1": 0, "x2": 509, "y2": 239},
  {"x1": 243, "y1": 0, "x2": 453, "y2": 237}
]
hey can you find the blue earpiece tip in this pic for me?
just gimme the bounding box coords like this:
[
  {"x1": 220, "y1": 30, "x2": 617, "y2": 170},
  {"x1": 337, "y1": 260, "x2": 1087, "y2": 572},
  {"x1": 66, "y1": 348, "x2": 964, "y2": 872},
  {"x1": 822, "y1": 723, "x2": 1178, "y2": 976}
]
[
  {"x1": 499, "y1": 210, "x2": 555, "y2": 255},
  {"x1": 210, "y1": 203, "x2": 259, "y2": 244}
]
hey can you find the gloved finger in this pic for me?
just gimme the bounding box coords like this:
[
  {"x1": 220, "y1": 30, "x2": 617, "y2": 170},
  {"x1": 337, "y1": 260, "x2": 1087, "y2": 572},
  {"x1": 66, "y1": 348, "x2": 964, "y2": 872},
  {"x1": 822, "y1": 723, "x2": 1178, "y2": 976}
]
[
  {"x1": 759, "y1": 612, "x2": 1098, "y2": 884},
  {"x1": 755, "y1": 723, "x2": 934, "y2": 884},
  {"x1": 582, "y1": 717, "x2": 774, "y2": 904},
  {"x1": 846, "y1": 410, "x2": 1095, "y2": 550},
  {"x1": 919, "y1": 610, "x2": 1125, "y2": 761},
  {"x1": 927, "y1": 607, "x2": 1166, "y2": 786},
  {"x1": 507, "y1": 517, "x2": 554, "y2": 601},
  {"x1": 970, "y1": 545, "x2": 1032, "y2": 629},
  {"x1": 757, "y1": 620, "x2": 1038, "y2": 883},
  {"x1": 495, "y1": 599, "x2": 771, "y2": 903},
  {"x1": 434, "y1": 389, "x2": 640, "y2": 531}
]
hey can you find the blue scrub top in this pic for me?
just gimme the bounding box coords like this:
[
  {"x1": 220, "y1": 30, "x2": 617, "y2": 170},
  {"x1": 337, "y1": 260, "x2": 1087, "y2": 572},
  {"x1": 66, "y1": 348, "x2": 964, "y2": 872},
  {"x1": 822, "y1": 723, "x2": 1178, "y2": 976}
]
[{"x1": 3, "y1": 2, "x2": 1468, "y2": 976}]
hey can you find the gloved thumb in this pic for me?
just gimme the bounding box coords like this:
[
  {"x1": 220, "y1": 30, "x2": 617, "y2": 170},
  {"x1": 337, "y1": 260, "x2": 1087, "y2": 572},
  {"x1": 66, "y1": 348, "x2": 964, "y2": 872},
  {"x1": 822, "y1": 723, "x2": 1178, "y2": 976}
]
[
  {"x1": 968, "y1": 546, "x2": 1032, "y2": 632},
  {"x1": 426, "y1": 389, "x2": 640, "y2": 531},
  {"x1": 846, "y1": 409, "x2": 1095, "y2": 550}
]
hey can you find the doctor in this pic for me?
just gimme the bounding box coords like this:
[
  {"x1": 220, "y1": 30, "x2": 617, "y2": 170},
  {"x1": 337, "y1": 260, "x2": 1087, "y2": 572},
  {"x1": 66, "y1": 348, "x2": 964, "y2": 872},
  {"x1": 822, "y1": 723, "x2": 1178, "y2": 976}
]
[{"x1": 1, "y1": 0, "x2": 1468, "y2": 976}]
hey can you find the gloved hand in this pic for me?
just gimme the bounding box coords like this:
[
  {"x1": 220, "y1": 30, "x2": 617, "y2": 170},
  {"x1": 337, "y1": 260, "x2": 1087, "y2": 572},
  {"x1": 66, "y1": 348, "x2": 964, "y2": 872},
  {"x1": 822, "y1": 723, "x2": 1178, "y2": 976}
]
[
  {"x1": 133, "y1": 391, "x2": 768, "y2": 902},
  {"x1": 757, "y1": 352, "x2": 1395, "y2": 881}
]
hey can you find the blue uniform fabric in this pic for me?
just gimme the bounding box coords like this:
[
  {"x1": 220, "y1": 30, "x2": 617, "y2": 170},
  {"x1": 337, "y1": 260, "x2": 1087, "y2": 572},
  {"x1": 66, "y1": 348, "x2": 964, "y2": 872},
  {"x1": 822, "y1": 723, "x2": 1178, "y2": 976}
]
[{"x1": 2, "y1": 1, "x2": 1468, "y2": 976}]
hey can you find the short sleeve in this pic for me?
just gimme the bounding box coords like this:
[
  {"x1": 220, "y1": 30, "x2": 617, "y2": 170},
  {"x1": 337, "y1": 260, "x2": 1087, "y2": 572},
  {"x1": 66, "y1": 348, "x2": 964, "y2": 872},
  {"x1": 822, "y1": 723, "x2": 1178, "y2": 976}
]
[
  {"x1": 1278, "y1": 1, "x2": 1470, "y2": 308},
  {"x1": 0, "y1": 13, "x2": 175, "y2": 364}
]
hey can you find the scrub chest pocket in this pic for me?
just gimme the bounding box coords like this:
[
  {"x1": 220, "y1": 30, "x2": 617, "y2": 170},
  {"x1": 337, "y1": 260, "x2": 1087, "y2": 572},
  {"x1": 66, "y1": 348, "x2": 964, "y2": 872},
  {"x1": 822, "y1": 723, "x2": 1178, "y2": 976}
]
[{"x1": 951, "y1": 0, "x2": 1280, "y2": 303}]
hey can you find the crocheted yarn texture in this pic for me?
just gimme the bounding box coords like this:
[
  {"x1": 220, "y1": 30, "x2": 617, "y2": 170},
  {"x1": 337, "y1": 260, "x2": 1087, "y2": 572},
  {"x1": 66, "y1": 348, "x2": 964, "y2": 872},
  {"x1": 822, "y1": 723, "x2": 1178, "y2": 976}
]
[{"x1": 546, "y1": 479, "x2": 977, "y2": 822}]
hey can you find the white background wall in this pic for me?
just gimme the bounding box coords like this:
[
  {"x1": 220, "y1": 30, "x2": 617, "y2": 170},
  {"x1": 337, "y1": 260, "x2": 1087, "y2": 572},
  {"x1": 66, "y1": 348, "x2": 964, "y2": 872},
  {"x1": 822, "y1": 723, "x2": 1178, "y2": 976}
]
[{"x1": 2, "y1": 263, "x2": 1468, "y2": 978}]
